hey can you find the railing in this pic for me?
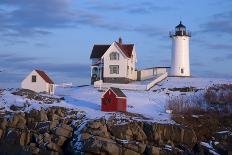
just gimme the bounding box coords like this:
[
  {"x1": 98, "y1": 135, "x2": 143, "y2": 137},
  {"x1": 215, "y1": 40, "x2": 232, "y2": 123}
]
[{"x1": 169, "y1": 31, "x2": 191, "y2": 37}]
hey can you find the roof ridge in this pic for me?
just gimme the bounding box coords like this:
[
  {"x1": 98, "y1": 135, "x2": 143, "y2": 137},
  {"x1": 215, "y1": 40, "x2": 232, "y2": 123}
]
[{"x1": 35, "y1": 70, "x2": 54, "y2": 84}]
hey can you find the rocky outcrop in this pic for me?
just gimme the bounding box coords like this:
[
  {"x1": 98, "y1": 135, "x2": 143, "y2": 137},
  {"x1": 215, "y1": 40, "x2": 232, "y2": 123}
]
[
  {"x1": 68, "y1": 117, "x2": 198, "y2": 155},
  {"x1": 0, "y1": 107, "x2": 83, "y2": 155},
  {"x1": 12, "y1": 89, "x2": 64, "y2": 104}
]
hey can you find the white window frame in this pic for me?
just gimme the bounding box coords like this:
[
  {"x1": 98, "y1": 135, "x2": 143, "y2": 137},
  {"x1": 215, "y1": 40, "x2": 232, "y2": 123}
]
[
  {"x1": 110, "y1": 52, "x2": 119, "y2": 60},
  {"x1": 110, "y1": 65, "x2": 119, "y2": 74}
]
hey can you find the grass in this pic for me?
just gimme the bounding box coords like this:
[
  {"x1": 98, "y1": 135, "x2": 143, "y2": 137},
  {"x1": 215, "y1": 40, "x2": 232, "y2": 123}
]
[{"x1": 166, "y1": 84, "x2": 232, "y2": 141}]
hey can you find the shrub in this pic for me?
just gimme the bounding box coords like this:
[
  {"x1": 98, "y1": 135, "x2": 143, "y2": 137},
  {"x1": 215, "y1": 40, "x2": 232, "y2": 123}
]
[{"x1": 166, "y1": 84, "x2": 232, "y2": 115}]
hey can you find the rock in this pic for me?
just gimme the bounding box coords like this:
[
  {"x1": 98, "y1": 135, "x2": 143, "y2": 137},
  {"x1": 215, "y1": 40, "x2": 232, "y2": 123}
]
[
  {"x1": 33, "y1": 134, "x2": 43, "y2": 145},
  {"x1": 36, "y1": 122, "x2": 50, "y2": 134},
  {"x1": 61, "y1": 123, "x2": 73, "y2": 132},
  {"x1": 101, "y1": 141, "x2": 120, "y2": 155},
  {"x1": 10, "y1": 105, "x2": 24, "y2": 111},
  {"x1": 47, "y1": 142, "x2": 61, "y2": 152},
  {"x1": 5, "y1": 129, "x2": 21, "y2": 145},
  {"x1": 43, "y1": 133, "x2": 52, "y2": 143},
  {"x1": 88, "y1": 118, "x2": 105, "y2": 129},
  {"x1": 0, "y1": 118, "x2": 8, "y2": 129},
  {"x1": 10, "y1": 113, "x2": 27, "y2": 129},
  {"x1": 31, "y1": 146, "x2": 40, "y2": 154},
  {"x1": 50, "y1": 120, "x2": 59, "y2": 129},
  {"x1": 145, "y1": 145, "x2": 161, "y2": 155},
  {"x1": 81, "y1": 137, "x2": 118, "y2": 155},
  {"x1": 55, "y1": 126, "x2": 72, "y2": 138},
  {"x1": 122, "y1": 147, "x2": 141, "y2": 155},
  {"x1": 123, "y1": 142, "x2": 146, "y2": 154},
  {"x1": 0, "y1": 129, "x2": 3, "y2": 139},
  {"x1": 182, "y1": 127, "x2": 197, "y2": 147},
  {"x1": 80, "y1": 133, "x2": 92, "y2": 140},
  {"x1": 20, "y1": 131, "x2": 30, "y2": 146},
  {"x1": 39, "y1": 108, "x2": 48, "y2": 122},
  {"x1": 109, "y1": 122, "x2": 147, "y2": 142},
  {"x1": 56, "y1": 136, "x2": 67, "y2": 146}
]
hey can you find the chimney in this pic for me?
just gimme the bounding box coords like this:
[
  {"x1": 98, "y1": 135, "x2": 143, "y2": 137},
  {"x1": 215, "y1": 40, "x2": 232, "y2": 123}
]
[{"x1": 118, "y1": 37, "x2": 122, "y2": 44}]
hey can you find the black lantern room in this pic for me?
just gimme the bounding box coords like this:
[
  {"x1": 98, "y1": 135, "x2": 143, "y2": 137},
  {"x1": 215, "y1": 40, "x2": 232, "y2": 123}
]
[{"x1": 173, "y1": 21, "x2": 191, "y2": 36}]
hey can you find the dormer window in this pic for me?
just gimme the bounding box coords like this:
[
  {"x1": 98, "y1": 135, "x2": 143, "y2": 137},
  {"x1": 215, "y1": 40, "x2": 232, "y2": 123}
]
[
  {"x1": 110, "y1": 52, "x2": 119, "y2": 60},
  {"x1": 32, "y1": 75, "x2": 37, "y2": 82}
]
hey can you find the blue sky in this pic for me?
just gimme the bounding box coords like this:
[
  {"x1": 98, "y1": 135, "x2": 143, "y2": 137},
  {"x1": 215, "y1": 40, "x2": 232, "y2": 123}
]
[{"x1": 0, "y1": 0, "x2": 232, "y2": 87}]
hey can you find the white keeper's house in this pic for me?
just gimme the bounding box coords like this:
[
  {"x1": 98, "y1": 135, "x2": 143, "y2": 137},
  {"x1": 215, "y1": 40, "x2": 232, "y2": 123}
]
[
  {"x1": 90, "y1": 38, "x2": 137, "y2": 84},
  {"x1": 21, "y1": 69, "x2": 55, "y2": 95}
]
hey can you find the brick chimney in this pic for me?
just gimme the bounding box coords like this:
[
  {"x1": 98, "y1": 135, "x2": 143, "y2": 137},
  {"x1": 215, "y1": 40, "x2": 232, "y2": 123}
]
[{"x1": 118, "y1": 37, "x2": 122, "y2": 44}]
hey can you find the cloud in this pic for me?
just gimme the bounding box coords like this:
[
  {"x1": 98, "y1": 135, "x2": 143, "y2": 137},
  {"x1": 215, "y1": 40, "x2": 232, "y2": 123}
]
[
  {"x1": 192, "y1": 38, "x2": 232, "y2": 51},
  {"x1": 86, "y1": 1, "x2": 170, "y2": 14},
  {"x1": 0, "y1": 53, "x2": 90, "y2": 87},
  {"x1": 200, "y1": 11, "x2": 232, "y2": 35},
  {"x1": 212, "y1": 53, "x2": 232, "y2": 62},
  {"x1": 0, "y1": 0, "x2": 103, "y2": 39}
]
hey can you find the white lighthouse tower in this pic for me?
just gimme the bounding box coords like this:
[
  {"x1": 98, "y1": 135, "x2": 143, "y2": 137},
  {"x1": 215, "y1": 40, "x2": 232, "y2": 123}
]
[{"x1": 169, "y1": 21, "x2": 191, "y2": 77}]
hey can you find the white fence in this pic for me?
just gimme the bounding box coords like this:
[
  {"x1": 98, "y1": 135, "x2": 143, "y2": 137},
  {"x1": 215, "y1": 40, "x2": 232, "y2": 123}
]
[
  {"x1": 94, "y1": 80, "x2": 146, "y2": 91},
  {"x1": 146, "y1": 72, "x2": 168, "y2": 90},
  {"x1": 137, "y1": 67, "x2": 169, "y2": 81},
  {"x1": 94, "y1": 72, "x2": 168, "y2": 91}
]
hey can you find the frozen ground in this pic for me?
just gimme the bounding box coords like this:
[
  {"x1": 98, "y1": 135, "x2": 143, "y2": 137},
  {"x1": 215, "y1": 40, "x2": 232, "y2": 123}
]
[{"x1": 1, "y1": 77, "x2": 232, "y2": 123}]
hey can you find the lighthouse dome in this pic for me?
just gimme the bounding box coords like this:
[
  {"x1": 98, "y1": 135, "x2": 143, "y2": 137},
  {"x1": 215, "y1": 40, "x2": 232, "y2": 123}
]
[
  {"x1": 175, "y1": 21, "x2": 186, "y2": 29},
  {"x1": 173, "y1": 21, "x2": 190, "y2": 36}
]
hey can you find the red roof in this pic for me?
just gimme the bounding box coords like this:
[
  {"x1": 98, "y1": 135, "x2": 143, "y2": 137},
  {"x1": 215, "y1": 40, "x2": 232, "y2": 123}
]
[
  {"x1": 90, "y1": 42, "x2": 134, "y2": 59},
  {"x1": 115, "y1": 42, "x2": 134, "y2": 58},
  {"x1": 35, "y1": 70, "x2": 54, "y2": 84}
]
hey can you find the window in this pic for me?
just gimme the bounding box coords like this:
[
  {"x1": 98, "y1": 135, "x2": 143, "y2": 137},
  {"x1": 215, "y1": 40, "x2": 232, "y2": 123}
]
[
  {"x1": 131, "y1": 67, "x2": 133, "y2": 73},
  {"x1": 127, "y1": 66, "x2": 129, "y2": 76},
  {"x1": 110, "y1": 65, "x2": 119, "y2": 74},
  {"x1": 32, "y1": 75, "x2": 36, "y2": 82},
  {"x1": 131, "y1": 54, "x2": 133, "y2": 63},
  {"x1": 110, "y1": 52, "x2": 119, "y2": 60},
  {"x1": 181, "y1": 68, "x2": 184, "y2": 74},
  {"x1": 105, "y1": 98, "x2": 112, "y2": 104}
]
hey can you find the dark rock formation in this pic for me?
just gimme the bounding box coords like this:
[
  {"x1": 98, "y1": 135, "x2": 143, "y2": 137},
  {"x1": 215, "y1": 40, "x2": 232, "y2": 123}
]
[{"x1": 0, "y1": 107, "x2": 83, "y2": 155}]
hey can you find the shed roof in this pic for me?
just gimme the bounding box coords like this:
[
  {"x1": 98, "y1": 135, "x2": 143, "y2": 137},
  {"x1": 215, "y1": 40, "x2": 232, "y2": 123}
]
[
  {"x1": 35, "y1": 70, "x2": 54, "y2": 84},
  {"x1": 109, "y1": 87, "x2": 126, "y2": 98}
]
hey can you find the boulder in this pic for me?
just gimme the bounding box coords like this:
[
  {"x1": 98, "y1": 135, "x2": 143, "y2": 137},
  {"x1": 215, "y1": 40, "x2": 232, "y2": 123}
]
[
  {"x1": 36, "y1": 122, "x2": 50, "y2": 134},
  {"x1": 20, "y1": 131, "x2": 30, "y2": 146},
  {"x1": 55, "y1": 126, "x2": 72, "y2": 138},
  {"x1": 145, "y1": 145, "x2": 161, "y2": 155},
  {"x1": 56, "y1": 136, "x2": 67, "y2": 146},
  {"x1": 0, "y1": 129, "x2": 3, "y2": 139},
  {"x1": 88, "y1": 119, "x2": 105, "y2": 129},
  {"x1": 109, "y1": 122, "x2": 147, "y2": 142},
  {"x1": 0, "y1": 118, "x2": 8, "y2": 129},
  {"x1": 39, "y1": 108, "x2": 48, "y2": 122},
  {"x1": 47, "y1": 142, "x2": 61, "y2": 152}
]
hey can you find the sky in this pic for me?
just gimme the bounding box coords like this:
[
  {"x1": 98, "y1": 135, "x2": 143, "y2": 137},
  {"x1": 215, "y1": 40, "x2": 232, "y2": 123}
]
[{"x1": 0, "y1": 0, "x2": 232, "y2": 88}]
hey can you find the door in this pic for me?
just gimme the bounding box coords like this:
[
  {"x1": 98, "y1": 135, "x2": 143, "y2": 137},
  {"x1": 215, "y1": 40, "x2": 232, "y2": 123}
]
[{"x1": 118, "y1": 98, "x2": 123, "y2": 111}]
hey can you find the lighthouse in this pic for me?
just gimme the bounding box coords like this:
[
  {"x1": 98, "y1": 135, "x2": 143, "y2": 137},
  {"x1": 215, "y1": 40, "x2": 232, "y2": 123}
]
[{"x1": 169, "y1": 21, "x2": 191, "y2": 77}]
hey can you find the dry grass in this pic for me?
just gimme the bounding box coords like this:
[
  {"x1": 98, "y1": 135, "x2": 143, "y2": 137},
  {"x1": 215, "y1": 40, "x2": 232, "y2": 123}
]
[
  {"x1": 166, "y1": 84, "x2": 232, "y2": 141},
  {"x1": 166, "y1": 84, "x2": 232, "y2": 115}
]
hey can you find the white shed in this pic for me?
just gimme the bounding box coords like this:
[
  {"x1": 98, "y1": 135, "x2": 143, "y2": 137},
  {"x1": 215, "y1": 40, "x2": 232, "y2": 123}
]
[{"x1": 21, "y1": 70, "x2": 55, "y2": 95}]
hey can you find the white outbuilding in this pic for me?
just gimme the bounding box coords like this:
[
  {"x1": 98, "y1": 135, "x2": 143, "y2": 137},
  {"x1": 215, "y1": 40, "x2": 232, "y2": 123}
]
[{"x1": 21, "y1": 69, "x2": 55, "y2": 95}]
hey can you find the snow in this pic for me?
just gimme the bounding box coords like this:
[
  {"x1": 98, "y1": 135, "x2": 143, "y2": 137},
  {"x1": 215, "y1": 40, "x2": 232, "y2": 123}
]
[{"x1": 1, "y1": 77, "x2": 232, "y2": 123}]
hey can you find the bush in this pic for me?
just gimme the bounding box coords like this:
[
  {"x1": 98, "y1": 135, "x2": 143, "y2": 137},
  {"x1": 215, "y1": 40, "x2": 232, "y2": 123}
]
[{"x1": 166, "y1": 84, "x2": 232, "y2": 115}]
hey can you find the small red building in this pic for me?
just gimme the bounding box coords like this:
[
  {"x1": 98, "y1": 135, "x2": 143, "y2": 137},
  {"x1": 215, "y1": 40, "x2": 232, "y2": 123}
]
[{"x1": 101, "y1": 87, "x2": 127, "y2": 112}]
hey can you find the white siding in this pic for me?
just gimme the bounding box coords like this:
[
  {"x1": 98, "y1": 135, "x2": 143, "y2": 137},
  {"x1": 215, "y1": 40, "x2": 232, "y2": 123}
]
[
  {"x1": 21, "y1": 70, "x2": 55, "y2": 95},
  {"x1": 102, "y1": 42, "x2": 137, "y2": 80},
  {"x1": 102, "y1": 42, "x2": 128, "y2": 78},
  {"x1": 170, "y1": 36, "x2": 190, "y2": 76}
]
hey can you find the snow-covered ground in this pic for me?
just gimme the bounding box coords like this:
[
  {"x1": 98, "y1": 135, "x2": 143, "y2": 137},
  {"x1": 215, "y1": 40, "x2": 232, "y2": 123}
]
[{"x1": 1, "y1": 77, "x2": 232, "y2": 123}]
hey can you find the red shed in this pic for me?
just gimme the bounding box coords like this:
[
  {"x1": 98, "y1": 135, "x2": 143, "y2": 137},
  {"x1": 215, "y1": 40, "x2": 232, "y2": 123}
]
[{"x1": 101, "y1": 87, "x2": 127, "y2": 112}]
